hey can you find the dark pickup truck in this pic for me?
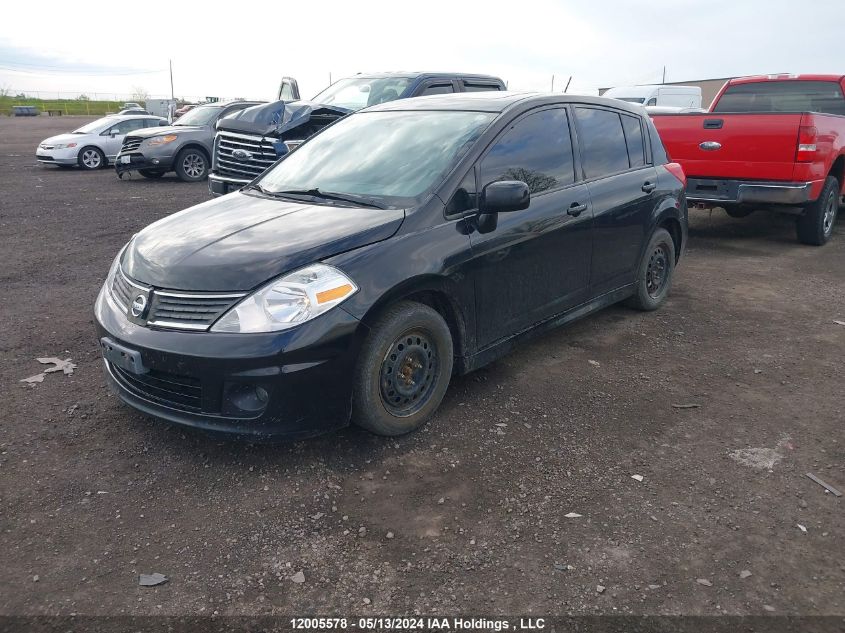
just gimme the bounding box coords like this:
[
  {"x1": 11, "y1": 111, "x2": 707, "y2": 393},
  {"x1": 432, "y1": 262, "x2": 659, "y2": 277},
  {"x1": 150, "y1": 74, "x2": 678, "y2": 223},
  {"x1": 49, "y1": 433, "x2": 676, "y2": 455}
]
[
  {"x1": 208, "y1": 71, "x2": 506, "y2": 196},
  {"x1": 652, "y1": 74, "x2": 845, "y2": 245}
]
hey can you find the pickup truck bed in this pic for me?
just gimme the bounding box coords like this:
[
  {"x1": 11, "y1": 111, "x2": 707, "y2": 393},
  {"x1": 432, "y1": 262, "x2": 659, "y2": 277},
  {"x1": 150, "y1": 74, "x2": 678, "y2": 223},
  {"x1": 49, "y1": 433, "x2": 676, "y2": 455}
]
[{"x1": 651, "y1": 75, "x2": 845, "y2": 245}]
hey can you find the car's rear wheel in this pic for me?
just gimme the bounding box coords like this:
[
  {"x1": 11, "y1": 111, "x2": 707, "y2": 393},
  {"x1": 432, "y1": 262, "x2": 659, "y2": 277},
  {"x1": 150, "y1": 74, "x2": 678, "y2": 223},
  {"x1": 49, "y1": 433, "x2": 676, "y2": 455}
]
[
  {"x1": 352, "y1": 301, "x2": 453, "y2": 436},
  {"x1": 139, "y1": 169, "x2": 165, "y2": 179},
  {"x1": 77, "y1": 146, "x2": 105, "y2": 170},
  {"x1": 723, "y1": 204, "x2": 754, "y2": 218},
  {"x1": 797, "y1": 176, "x2": 839, "y2": 245},
  {"x1": 625, "y1": 227, "x2": 676, "y2": 311},
  {"x1": 174, "y1": 148, "x2": 208, "y2": 182}
]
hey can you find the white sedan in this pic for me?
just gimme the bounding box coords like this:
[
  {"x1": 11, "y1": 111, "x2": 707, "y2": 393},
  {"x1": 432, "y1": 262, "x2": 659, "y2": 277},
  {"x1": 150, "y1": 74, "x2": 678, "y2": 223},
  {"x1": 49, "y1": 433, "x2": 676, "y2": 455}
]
[{"x1": 36, "y1": 114, "x2": 167, "y2": 170}]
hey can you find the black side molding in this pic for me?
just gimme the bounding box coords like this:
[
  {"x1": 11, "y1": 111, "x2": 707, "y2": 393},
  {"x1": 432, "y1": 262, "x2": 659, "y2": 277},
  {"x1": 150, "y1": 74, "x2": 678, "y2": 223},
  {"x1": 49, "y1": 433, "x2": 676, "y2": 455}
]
[{"x1": 703, "y1": 119, "x2": 724, "y2": 129}]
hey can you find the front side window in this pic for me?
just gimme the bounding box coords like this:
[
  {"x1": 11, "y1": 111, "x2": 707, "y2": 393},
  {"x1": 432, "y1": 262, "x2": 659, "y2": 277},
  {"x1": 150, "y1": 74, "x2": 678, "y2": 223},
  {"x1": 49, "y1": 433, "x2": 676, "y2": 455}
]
[
  {"x1": 105, "y1": 119, "x2": 147, "y2": 135},
  {"x1": 480, "y1": 108, "x2": 575, "y2": 195},
  {"x1": 311, "y1": 77, "x2": 412, "y2": 111},
  {"x1": 712, "y1": 80, "x2": 845, "y2": 115},
  {"x1": 575, "y1": 107, "x2": 629, "y2": 179},
  {"x1": 420, "y1": 84, "x2": 455, "y2": 96},
  {"x1": 257, "y1": 110, "x2": 495, "y2": 206}
]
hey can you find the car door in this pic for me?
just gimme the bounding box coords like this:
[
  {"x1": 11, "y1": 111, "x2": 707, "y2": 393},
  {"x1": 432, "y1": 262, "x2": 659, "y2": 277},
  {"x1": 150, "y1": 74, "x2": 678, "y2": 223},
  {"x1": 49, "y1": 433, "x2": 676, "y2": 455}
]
[
  {"x1": 466, "y1": 106, "x2": 593, "y2": 347},
  {"x1": 572, "y1": 105, "x2": 658, "y2": 295},
  {"x1": 100, "y1": 119, "x2": 147, "y2": 160}
]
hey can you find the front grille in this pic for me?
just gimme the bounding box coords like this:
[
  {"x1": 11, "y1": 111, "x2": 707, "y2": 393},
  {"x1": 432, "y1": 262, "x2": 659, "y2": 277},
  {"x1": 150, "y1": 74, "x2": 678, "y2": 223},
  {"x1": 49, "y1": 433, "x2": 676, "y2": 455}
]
[
  {"x1": 215, "y1": 131, "x2": 279, "y2": 180},
  {"x1": 111, "y1": 268, "x2": 148, "y2": 312},
  {"x1": 148, "y1": 291, "x2": 245, "y2": 330},
  {"x1": 121, "y1": 136, "x2": 143, "y2": 153},
  {"x1": 109, "y1": 362, "x2": 202, "y2": 412}
]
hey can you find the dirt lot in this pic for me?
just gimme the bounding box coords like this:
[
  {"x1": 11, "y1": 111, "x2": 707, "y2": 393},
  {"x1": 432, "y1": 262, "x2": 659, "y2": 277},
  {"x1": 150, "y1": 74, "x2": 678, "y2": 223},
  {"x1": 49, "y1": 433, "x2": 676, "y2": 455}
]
[{"x1": 1, "y1": 116, "x2": 843, "y2": 619}]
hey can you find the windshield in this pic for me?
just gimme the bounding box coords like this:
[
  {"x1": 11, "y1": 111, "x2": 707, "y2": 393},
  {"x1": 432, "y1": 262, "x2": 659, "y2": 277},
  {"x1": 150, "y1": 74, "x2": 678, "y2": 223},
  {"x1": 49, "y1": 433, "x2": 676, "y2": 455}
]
[
  {"x1": 713, "y1": 81, "x2": 845, "y2": 114},
  {"x1": 72, "y1": 117, "x2": 112, "y2": 134},
  {"x1": 310, "y1": 77, "x2": 412, "y2": 111},
  {"x1": 174, "y1": 105, "x2": 223, "y2": 126},
  {"x1": 257, "y1": 110, "x2": 495, "y2": 206}
]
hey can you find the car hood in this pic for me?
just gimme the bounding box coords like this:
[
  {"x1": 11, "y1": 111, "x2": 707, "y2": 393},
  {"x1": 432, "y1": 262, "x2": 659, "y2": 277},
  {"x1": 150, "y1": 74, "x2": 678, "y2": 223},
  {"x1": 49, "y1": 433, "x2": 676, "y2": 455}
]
[
  {"x1": 216, "y1": 99, "x2": 351, "y2": 137},
  {"x1": 40, "y1": 132, "x2": 86, "y2": 145},
  {"x1": 122, "y1": 192, "x2": 405, "y2": 291},
  {"x1": 128, "y1": 125, "x2": 202, "y2": 139}
]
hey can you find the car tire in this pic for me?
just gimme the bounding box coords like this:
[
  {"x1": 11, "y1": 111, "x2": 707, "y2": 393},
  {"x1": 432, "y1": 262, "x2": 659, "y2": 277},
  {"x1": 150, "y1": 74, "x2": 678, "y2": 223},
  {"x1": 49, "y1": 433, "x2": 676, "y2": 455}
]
[
  {"x1": 77, "y1": 146, "x2": 105, "y2": 170},
  {"x1": 352, "y1": 301, "x2": 454, "y2": 436},
  {"x1": 139, "y1": 169, "x2": 165, "y2": 179},
  {"x1": 797, "y1": 176, "x2": 839, "y2": 246},
  {"x1": 625, "y1": 227, "x2": 676, "y2": 311},
  {"x1": 723, "y1": 204, "x2": 754, "y2": 218},
  {"x1": 174, "y1": 147, "x2": 208, "y2": 182}
]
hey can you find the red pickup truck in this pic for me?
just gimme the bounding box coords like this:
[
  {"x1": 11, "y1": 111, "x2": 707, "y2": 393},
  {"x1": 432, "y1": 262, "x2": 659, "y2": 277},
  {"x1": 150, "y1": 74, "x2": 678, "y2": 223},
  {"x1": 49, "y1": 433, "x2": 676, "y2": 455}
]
[{"x1": 652, "y1": 74, "x2": 845, "y2": 245}]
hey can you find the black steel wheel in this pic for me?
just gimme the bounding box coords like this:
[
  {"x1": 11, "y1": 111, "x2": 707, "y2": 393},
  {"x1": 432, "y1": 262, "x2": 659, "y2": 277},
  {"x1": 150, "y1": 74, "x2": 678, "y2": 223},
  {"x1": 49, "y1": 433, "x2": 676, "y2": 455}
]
[
  {"x1": 797, "y1": 176, "x2": 839, "y2": 246},
  {"x1": 625, "y1": 227, "x2": 676, "y2": 311},
  {"x1": 352, "y1": 301, "x2": 453, "y2": 436}
]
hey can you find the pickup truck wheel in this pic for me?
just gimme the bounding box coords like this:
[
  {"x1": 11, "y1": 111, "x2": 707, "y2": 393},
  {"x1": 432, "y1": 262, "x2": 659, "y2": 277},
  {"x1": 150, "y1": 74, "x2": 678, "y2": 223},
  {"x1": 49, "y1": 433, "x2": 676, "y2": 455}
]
[
  {"x1": 797, "y1": 176, "x2": 839, "y2": 245},
  {"x1": 723, "y1": 204, "x2": 754, "y2": 218},
  {"x1": 625, "y1": 228, "x2": 676, "y2": 311},
  {"x1": 139, "y1": 169, "x2": 165, "y2": 179},
  {"x1": 352, "y1": 301, "x2": 453, "y2": 436},
  {"x1": 77, "y1": 146, "x2": 105, "y2": 170},
  {"x1": 174, "y1": 148, "x2": 208, "y2": 182}
]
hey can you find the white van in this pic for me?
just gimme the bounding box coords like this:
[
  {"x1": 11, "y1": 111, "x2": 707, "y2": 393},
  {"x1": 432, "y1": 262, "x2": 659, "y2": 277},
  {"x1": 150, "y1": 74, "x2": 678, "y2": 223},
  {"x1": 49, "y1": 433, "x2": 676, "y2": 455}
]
[{"x1": 603, "y1": 85, "x2": 702, "y2": 109}]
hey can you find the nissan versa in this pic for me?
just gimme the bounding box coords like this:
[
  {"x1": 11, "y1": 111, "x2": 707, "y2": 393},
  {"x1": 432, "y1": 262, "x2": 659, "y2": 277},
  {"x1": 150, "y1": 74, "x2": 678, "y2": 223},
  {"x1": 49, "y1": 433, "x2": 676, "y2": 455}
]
[{"x1": 95, "y1": 92, "x2": 688, "y2": 439}]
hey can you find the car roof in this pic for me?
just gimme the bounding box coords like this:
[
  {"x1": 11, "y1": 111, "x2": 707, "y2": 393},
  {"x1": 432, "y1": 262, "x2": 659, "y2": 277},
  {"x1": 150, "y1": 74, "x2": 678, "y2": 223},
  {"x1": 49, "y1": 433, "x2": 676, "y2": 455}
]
[
  {"x1": 346, "y1": 71, "x2": 503, "y2": 82},
  {"x1": 106, "y1": 114, "x2": 165, "y2": 121},
  {"x1": 729, "y1": 74, "x2": 845, "y2": 85},
  {"x1": 366, "y1": 91, "x2": 647, "y2": 115}
]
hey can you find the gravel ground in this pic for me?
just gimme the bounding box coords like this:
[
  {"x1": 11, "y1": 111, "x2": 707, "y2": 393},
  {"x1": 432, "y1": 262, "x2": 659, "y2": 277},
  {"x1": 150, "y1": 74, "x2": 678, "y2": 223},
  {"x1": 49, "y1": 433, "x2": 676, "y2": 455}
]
[{"x1": 1, "y1": 116, "x2": 843, "y2": 618}]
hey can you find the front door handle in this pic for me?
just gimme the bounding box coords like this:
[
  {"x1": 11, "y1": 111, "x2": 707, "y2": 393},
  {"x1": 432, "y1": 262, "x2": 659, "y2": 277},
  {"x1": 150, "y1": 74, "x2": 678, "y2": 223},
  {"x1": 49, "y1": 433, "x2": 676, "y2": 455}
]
[
  {"x1": 567, "y1": 202, "x2": 587, "y2": 217},
  {"x1": 642, "y1": 181, "x2": 657, "y2": 193}
]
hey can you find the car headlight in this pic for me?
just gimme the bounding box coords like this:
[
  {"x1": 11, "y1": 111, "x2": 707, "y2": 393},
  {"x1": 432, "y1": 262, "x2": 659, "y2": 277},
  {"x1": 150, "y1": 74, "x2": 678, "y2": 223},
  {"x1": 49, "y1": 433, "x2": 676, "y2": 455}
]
[
  {"x1": 54, "y1": 143, "x2": 77, "y2": 149},
  {"x1": 104, "y1": 243, "x2": 130, "y2": 298},
  {"x1": 211, "y1": 264, "x2": 358, "y2": 333},
  {"x1": 147, "y1": 134, "x2": 178, "y2": 146}
]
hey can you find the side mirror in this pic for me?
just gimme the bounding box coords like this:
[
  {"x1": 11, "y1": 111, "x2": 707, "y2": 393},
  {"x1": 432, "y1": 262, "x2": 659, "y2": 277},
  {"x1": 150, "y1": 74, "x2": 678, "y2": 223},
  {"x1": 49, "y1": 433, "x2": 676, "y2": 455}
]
[
  {"x1": 110, "y1": 130, "x2": 120, "y2": 137},
  {"x1": 481, "y1": 180, "x2": 530, "y2": 214}
]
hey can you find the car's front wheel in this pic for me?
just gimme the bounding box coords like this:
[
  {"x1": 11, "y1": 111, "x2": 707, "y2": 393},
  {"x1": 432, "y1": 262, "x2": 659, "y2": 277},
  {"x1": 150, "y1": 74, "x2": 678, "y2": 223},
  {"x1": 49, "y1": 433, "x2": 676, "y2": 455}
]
[
  {"x1": 77, "y1": 146, "x2": 105, "y2": 170},
  {"x1": 139, "y1": 169, "x2": 165, "y2": 179},
  {"x1": 625, "y1": 227, "x2": 676, "y2": 311},
  {"x1": 174, "y1": 148, "x2": 208, "y2": 182},
  {"x1": 352, "y1": 301, "x2": 453, "y2": 436},
  {"x1": 722, "y1": 204, "x2": 755, "y2": 218}
]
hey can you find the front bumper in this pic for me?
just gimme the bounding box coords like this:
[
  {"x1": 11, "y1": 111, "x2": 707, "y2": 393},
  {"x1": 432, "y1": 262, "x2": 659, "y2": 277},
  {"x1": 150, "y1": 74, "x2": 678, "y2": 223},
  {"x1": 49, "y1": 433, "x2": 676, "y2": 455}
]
[
  {"x1": 36, "y1": 149, "x2": 77, "y2": 165},
  {"x1": 686, "y1": 178, "x2": 817, "y2": 206},
  {"x1": 114, "y1": 151, "x2": 175, "y2": 176},
  {"x1": 94, "y1": 286, "x2": 363, "y2": 439},
  {"x1": 208, "y1": 173, "x2": 250, "y2": 197}
]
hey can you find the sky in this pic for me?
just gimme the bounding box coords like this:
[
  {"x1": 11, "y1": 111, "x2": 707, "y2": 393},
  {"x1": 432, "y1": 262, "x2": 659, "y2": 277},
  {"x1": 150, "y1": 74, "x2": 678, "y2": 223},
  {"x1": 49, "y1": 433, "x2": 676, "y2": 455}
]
[{"x1": 1, "y1": 0, "x2": 843, "y2": 101}]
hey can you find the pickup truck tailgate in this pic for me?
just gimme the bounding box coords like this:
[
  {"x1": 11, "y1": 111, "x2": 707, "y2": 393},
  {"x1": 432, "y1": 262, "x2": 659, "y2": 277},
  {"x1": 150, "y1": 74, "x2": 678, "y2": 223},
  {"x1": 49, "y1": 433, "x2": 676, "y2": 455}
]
[{"x1": 652, "y1": 113, "x2": 802, "y2": 181}]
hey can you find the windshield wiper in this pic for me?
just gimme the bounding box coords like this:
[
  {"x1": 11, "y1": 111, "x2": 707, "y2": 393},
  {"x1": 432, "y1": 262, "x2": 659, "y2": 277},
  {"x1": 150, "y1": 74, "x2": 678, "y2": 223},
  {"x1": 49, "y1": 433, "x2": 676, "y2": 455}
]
[{"x1": 274, "y1": 188, "x2": 387, "y2": 209}]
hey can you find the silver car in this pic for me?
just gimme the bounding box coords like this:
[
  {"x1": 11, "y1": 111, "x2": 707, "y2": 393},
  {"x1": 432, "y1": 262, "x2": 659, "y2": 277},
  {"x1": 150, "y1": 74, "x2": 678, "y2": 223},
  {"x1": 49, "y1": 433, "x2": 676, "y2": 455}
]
[{"x1": 36, "y1": 114, "x2": 167, "y2": 170}]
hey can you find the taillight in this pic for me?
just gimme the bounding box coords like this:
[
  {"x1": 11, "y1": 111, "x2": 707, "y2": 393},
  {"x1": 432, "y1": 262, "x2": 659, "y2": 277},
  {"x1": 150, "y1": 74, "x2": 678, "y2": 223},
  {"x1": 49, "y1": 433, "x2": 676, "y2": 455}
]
[
  {"x1": 664, "y1": 162, "x2": 686, "y2": 188},
  {"x1": 796, "y1": 125, "x2": 818, "y2": 162}
]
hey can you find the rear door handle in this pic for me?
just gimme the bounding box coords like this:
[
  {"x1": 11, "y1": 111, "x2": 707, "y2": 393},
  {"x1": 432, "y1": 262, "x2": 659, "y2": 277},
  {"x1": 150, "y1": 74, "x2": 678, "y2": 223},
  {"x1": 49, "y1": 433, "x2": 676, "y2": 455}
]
[
  {"x1": 641, "y1": 181, "x2": 657, "y2": 193},
  {"x1": 567, "y1": 202, "x2": 587, "y2": 217}
]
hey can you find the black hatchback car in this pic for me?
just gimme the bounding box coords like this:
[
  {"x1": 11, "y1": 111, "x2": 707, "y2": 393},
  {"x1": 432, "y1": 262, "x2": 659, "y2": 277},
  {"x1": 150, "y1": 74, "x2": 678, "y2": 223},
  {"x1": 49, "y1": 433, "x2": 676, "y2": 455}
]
[{"x1": 95, "y1": 92, "x2": 687, "y2": 439}]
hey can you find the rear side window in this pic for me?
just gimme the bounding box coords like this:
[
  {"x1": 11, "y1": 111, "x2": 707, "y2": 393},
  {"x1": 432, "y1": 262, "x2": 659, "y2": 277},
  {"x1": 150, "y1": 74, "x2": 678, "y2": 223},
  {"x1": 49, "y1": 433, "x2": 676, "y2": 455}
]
[
  {"x1": 621, "y1": 114, "x2": 646, "y2": 167},
  {"x1": 480, "y1": 108, "x2": 575, "y2": 194},
  {"x1": 574, "y1": 107, "x2": 629, "y2": 179},
  {"x1": 463, "y1": 83, "x2": 502, "y2": 92},
  {"x1": 420, "y1": 83, "x2": 455, "y2": 96},
  {"x1": 712, "y1": 80, "x2": 845, "y2": 115}
]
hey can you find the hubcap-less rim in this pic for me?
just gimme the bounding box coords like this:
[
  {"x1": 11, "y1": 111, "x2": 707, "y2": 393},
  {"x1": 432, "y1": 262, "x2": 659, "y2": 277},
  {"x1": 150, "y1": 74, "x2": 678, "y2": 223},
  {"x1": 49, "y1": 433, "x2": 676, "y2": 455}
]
[
  {"x1": 379, "y1": 329, "x2": 438, "y2": 417},
  {"x1": 183, "y1": 153, "x2": 205, "y2": 178},
  {"x1": 822, "y1": 191, "x2": 837, "y2": 235},
  {"x1": 82, "y1": 149, "x2": 101, "y2": 168},
  {"x1": 646, "y1": 244, "x2": 670, "y2": 298}
]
